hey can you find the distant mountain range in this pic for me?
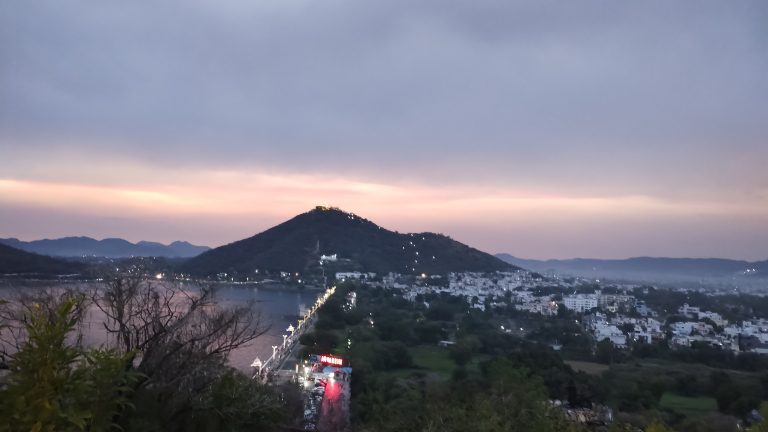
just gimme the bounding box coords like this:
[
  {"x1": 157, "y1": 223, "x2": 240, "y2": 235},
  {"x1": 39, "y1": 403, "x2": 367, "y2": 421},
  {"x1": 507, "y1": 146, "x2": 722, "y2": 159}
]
[
  {"x1": 185, "y1": 206, "x2": 516, "y2": 276},
  {"x1": 0, "y1": 237, "x2": 210, "y2": 258},
  {"x1": 496, "y1": 254, "x2": 768, "y2": 282},
  {"x1": 0, "y1": 243, "x2": 86, "y2": 276}
]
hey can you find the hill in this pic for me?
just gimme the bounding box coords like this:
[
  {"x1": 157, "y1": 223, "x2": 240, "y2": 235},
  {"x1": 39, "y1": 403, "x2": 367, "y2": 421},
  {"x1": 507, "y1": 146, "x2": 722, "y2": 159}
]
[
  {"x1": 0, "y1": 243, "x2": 86, "y2": 276},
  {"x1": 496, "y1": 253, "x2": 768, "y2": 283},
  {"x1": 0, "y1": 237, "x2": 209, "y2": 258},
  {"x1": 184, "y1": 207, "x2": 515, "y2": 276}
]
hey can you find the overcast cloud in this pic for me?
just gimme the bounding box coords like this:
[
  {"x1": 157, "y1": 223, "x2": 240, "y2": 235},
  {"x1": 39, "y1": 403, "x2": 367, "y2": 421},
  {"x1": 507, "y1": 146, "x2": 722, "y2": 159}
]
[{"x1": 1, "y1": 1, "x2": 767, "y2": 259}]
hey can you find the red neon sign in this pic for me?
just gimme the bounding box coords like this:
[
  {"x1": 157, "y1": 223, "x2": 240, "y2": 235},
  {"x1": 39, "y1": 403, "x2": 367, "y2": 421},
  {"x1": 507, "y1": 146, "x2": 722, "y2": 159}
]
[{"x1": 319, "y1": 355, "x2": 343, "y2": 366}]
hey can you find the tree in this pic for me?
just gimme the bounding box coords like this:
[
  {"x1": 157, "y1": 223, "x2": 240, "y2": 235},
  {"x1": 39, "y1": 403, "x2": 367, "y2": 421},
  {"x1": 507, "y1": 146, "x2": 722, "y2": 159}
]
[
  {"x1": 0, "y1": 296, "x2": 139, "y2": 432},
  {"x1": 449, "y1": 344, "x2": 473, "y2": 367},
  {"x1": 0, "y1": 274, "x2": 284, "y2": 432},
  {"x1": 179, "y1": 370, "x2": 291, "y2": 431},
  {"x1": 299, "y1": 329, "x2": 339, "y2": 353},
  {"x1": 618, "y1": 323, "x2": 635, "y2": 337},
  {"x1": 420, "y1": 359, "x2": 582, "y2": 432},
  {"x1": 0, "y1": 288, "x2": 88, "y2": 362},
  {"x1": 596, "y1": 339, "x2": 619, "y2": 364},
  {"x1": 675, "y1": 374, "x2": 698, "y2": 397},
  {"x1": 89, "y1": 271, "x2": 271, "y2": 428},
  {"x1": 749, "y1": 402, "x2": 768, "y2": 432}
]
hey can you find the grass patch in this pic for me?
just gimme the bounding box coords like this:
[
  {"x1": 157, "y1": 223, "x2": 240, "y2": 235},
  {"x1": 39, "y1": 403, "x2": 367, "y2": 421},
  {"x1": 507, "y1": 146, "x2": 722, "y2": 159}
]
[
  {"x1": 410, "y1": 345, "x2": 455, "y2": 375},
  {"x1": 659, "y1": 392, "x2": 718, "y2": 417},
  {"x1": 408, "y1": 345, "x2": 490, "y2": 379},
  {"x1": 380, "y1": 368, "x2": 445, "y2": 382},
  {"x1": 565, "y1": 360, "x2": 610, "y2": 375}
]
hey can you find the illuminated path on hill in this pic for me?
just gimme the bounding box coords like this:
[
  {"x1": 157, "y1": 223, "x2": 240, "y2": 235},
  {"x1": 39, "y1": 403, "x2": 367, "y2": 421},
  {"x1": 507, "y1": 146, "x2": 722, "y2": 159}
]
[{"x1": 251, "y1": 285, "x2": 336, "y2": 381}]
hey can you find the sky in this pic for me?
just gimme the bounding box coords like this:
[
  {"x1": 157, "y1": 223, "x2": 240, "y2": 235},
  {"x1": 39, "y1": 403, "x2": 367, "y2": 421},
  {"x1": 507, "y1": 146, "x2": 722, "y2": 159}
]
[{"x1": 1, "y1": 1, "x2": 767, "y2": 260}]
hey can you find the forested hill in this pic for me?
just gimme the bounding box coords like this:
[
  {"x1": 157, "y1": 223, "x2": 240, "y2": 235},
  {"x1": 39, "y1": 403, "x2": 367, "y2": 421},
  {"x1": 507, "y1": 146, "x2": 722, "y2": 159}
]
[
  {"x1": 0, "y1": 243, "x2": 86, "y2": 276},
  {"x1": 0, "y1": 236, "x2": 209, "y2": 258},
  {"x1": 184, "y1": 207, "x2": 516, "y2": 276}
]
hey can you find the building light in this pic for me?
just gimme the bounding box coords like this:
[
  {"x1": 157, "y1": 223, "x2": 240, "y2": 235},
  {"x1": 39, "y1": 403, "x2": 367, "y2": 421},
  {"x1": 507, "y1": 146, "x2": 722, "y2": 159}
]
[{"x1": 319, "y1": 354, "x2": 344, "y2": 366}]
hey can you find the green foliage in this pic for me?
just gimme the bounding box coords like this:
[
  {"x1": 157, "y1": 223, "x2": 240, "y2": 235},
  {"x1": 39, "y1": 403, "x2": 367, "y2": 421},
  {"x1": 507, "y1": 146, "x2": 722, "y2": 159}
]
[
  {"x1": 190, "y1": 369, "x2": 288, "y2": 431},
  {"x1": 448, "y1": 343, "x2": 473, "y2": 367},
  {"x1": 352, "y1": 340, "x2": 413, "y2": 370},
  {"x1": 418, "y1": 359, "x2": 581, "y2": 432},
  {"x1": 413, "y1": 321, "x2": 445, "y2": 344},
  {"x1": 355, "y1": 359, "x2": 581, "y2": 432},
  {"x1": 410, "y1": 345, "x2": 456, "y2": 375},
  {"x1": 674, "y1": 374, "x2": 699, "y2": 397},
  {"x1": 596, "y1": 338, "x2": 625, "y2": 364},
  {"x1": 675, "y1": 412, "x2": 740, "y2": 432},
  {"x1": 645, "y1": 421, "x2": 676, "y2": 432},
  {"x1": 0, "y1": 297, "x2": 139, "y2": 432},
  {"x1": 748, "y1": 402, "x2": 768, "y2": 432},
  {"x1": 299, "y1": 329, "x2": 339, "y2": 352},
  {"x1": 120, "y1": 368, "x2": 291, "y2": 432},
  {"x1": 658, "y1": 393, "x2": 718, "y2": 417}
]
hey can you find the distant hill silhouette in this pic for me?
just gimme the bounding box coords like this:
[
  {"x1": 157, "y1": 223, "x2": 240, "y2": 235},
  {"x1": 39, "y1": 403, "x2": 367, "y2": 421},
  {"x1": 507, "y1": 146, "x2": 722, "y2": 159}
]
[
  {"x1": 0, "y1": 237, "x2": 209, "y2": 258},
  {"x1": 0, "y1": 243, "x2": 86, "y2": 276},
  {"x1": 185, "y1": 207, "x2": 515, "y2": 276},
  {"x1": 496, "y1": 253, "x2": 768, "y2": 281}
]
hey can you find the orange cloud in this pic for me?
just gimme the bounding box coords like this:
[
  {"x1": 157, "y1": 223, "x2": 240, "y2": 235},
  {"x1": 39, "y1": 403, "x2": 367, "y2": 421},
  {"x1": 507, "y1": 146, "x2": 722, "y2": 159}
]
[{"x1": 2, "y1": 171, "x2": 764, "y2": 225}]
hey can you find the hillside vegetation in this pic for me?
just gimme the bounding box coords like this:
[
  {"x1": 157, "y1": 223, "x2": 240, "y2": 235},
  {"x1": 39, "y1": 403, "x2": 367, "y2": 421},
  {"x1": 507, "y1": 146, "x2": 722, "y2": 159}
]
[
  {"x1": 185, "y1": 207, "x2": 514, "y2": 276},
  {"x1": 0, "y1": 243, "x2": 85, "y2": 276}
]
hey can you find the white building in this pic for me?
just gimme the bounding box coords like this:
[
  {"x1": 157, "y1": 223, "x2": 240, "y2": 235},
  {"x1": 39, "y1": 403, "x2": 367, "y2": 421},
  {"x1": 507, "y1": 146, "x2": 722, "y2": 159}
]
[
  {"x1": 594, "y1": 324, "x2": 627, "y2": 348},
  {"x1": 336, "y1": 272, "x2": 376, "y2": 281},
  {"x1": 678, "y1": 304, "x2": 701, "y2": 318},
  {"x1": 320, "y1": 254, "x2": 338, "y2": 263},
  {"x1": 698, "y1": 311, "x2": 727, "y2": 327},
  {"x1": 564, "y1": 294, "x2": 598, "y2": 313}
]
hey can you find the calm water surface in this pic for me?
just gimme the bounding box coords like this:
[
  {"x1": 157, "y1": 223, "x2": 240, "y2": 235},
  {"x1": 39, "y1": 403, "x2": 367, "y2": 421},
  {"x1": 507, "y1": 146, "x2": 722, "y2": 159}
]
[
  {"x1": 1, "y1": 283, "x2": 322, "y2": 372},
  {"x1": 215, "y1": 284, "x2": 322, "y2": 370}
]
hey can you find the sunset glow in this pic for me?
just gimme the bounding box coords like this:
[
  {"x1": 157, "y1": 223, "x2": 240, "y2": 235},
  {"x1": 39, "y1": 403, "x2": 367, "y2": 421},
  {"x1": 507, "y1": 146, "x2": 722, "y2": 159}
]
[{"x1": 1, "y1": 0, "x2": 766, "y2": 260}]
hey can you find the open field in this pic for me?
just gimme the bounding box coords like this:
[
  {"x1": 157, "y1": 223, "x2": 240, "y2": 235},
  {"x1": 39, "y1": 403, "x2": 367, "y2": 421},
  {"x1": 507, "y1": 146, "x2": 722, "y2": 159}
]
[
  {"x1": 659, "y1": 392, "x2": 718, "y2": 417},
  {"x1": 565, "y1": 360, "x2": 610, "y2": 375},
  {"x1": 609, "y1": 358, "x2": 761, "y2": 390},
  {"x1": 408, "y1": 345, "x2": 490, "y2": 378},
  {"x1": 410, "y1": 345, "x2": 456, "y2": 375}
]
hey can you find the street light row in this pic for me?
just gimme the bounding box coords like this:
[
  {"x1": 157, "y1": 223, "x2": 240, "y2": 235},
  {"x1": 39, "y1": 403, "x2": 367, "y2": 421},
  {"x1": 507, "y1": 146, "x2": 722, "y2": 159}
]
[{"x1": 252, "y1": 285, "x2": 337, "y2": 378}]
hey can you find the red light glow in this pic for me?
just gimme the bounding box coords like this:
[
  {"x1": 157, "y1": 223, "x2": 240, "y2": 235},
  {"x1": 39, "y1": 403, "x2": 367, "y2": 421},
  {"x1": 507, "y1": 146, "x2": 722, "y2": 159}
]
[{"x1": 319, "y1": 355, "x2": 343, "y2": 366}]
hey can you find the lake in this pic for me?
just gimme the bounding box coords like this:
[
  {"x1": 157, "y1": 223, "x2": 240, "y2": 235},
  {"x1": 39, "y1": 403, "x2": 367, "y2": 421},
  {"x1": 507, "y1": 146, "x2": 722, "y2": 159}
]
[{"x1": 0, "y1": 282, "x2": 322, "y2": 372}]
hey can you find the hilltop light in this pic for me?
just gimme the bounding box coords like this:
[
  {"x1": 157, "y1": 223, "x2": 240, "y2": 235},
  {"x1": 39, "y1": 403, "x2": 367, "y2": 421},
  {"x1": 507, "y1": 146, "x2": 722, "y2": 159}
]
[{"x1": 155, "y1": 273, "x2": 163, "y2": 280}]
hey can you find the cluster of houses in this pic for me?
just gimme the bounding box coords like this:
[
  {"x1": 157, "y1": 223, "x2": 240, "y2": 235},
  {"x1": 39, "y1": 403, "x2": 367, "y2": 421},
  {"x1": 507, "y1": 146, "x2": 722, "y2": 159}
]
[
  {"x1": 512, "y1": 290, "x2": 560, "y2": 316},
  {"x1": 667, "y1": 303, "x2": 768, "y2": 354},
  {"x1": 382, "y1": 271, "x2": 550, "y2": 311},
  {"x1": 340, "y1": 270, "x2": 768, "y2": 355},
  {"x1": 561, "y1": 291, "x2": 637, "y2": 313},
  {"x1": 585, "y1": 312, "x2": 664, "y2": 348}
]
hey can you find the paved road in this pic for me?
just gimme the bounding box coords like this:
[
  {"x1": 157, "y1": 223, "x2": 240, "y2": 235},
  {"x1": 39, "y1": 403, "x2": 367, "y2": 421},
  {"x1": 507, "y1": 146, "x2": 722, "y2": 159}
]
[{"x1": 317, "y1": 376, "x2": 350, "y2": 432}]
